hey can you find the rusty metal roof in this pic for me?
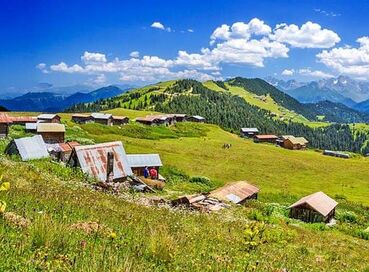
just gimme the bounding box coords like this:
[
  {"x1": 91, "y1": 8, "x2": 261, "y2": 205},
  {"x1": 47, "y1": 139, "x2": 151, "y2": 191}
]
[
  {"x1": 112, "y1": 115, "x2": 129, "y2": 120},
  {"x1": 59, "y1": 142, "x2": 80, "y2": 152},
  {"x1": 289, "y1": 191, "x2": 338, "y2": 217},
  {"x1": 127, "y1": 154, "x2": 162, "y2": 168},
  {"x1": 0, "y1": 113, "x2": 13, "y2": 124},
  {"x1": 73, "y1": 141, "x2": 133, "y2": 182},
  {"x1": 209, "y1": 181, "x2": 259, "y2": 204},
  {"x1": 37, "y1": 123, "x2": 66, "y2": 133}
]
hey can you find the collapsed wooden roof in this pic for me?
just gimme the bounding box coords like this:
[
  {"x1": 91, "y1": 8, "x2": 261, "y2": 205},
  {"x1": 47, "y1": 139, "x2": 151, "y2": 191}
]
[
  {"x1": 209, "y1": 181, "x2": 259, "y2": 204},
  {"x1": 289, "y1": 191, "x2": 338, "y2": 217}
]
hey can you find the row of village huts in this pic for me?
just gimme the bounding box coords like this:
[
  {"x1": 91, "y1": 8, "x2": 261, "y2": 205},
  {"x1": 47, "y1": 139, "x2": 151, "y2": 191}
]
[{"x1": 4, "y1": 132, "x2": 338, "y2": 224}]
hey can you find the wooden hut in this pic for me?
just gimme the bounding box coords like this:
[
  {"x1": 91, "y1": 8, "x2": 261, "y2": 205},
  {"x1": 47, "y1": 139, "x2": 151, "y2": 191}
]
[
  {"x1": 71, "y1": 114, "x2": 93, "y2": 124},
  {"x1": 254, "y1": 134, "x2": 278, "y2": 143},
  {"x1": 127, "y1": 154, "x2": 162, "y2": 177},
  {"x1": 112, "y1": 116, "x2": 129, "y2": 125},
  {"x1": 240, "y1": 128, "x2": 259, "y2": 138},
  {"x1": 37, "y1": 123, "x2": 65, "y2": 144},
  {"x1": 188, "y1": 115, "x2": 205, "y2": 123},
  {"x1": 0, "y1": 114, "x2": 12, "y2": 138},
  {"x1": 67, "y1": 141, "x2": 133, "y2": 182},
  {"x1": 289, "y1": 192, "x2": 338, "y2": 223},
  {"x1": 37, "y1": 114, "x2": 61, "y2": 123},
  {"x1": 283, "y1": 136, "x2": 309, "y2": 150},
  {"x1": 209, "y1": 181, "x2": 259, "y2": 205},
  {"x1": 91, "y1": 113, "x2": 113, "y2": 126}
]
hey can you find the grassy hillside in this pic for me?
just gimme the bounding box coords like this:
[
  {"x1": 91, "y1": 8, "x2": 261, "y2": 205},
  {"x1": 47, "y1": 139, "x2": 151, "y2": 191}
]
[{"x1": 2, "y1": 111, "x2": 369, "y2": 270}]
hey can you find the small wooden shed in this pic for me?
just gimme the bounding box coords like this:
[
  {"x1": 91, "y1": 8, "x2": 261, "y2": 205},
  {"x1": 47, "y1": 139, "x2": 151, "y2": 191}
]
[
  {"x1": 126, "y1": 154, "x2": 163, "y2": 177},
  {"x1": 37, "y1": 123, "x2": 65, "y2": 144},
  {"x1": 112, "y1": 116, "x2": 129, "y2": 125},
  {"x1": 188, "y1": 115, "x2": 205, "y2": 123},
  {"x1": 71, "y1": 114, "x2": 93, "y2": 124},
  {"x1": 240, "y1": 128, "x2": 259, "y2": 138},
  {"x1": 283, "y1": 136, "x2": 309, "y2": 150},
  {"x1": 37, "y1": 114, "x2": 61, "y2": 124},
  {"x1": 254, "y1": 134, "x2": 278, "y2": 143},
  {"x1": 289, "y1": 191, "x2": 338, "y2": 223},
  {"x1": 91, "y1": 113, "x2": 113, "y2": 126},
  {"x1": 209, "y1": 181, "x2": 259, "y2": 205},
  {"x1": 0, "y1": 114, "x2": 12, "y2": 138}
]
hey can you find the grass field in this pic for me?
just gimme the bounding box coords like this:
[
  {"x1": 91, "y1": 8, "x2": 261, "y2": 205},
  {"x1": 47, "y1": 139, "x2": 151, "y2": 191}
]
[{"x1": 2, "y1": 109, "x2": 369, "y2": 271}]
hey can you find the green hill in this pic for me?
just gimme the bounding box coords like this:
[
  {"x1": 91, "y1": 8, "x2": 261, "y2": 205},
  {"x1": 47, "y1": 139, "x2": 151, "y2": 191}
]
[{"x1": 2, "y1": 111, "x2": 369, "y2": 271}]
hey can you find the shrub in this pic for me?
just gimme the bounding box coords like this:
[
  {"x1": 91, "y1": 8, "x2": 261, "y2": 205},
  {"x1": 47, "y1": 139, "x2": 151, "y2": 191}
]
[
  {"x1": 189, "y1": 176, "x2": 213, "y2": 186},
  {"x1": 337, "y1": 211, "x2": 358, "y2": 223}
]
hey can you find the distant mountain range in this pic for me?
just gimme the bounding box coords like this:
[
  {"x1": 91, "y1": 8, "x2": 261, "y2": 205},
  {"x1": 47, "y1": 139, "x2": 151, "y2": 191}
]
[
  {"x1": 265, "y1": 76, "x2": 369, "y2": 113},
  {"x1": 0, "y1": 85, "x2": 132, "y2": 112}
]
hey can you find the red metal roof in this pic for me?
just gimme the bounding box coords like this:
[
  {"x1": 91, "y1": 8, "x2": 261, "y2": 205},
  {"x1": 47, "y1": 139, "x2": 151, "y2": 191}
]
[
  {"x1": 0, "y1": 113, "x2": 13, "y2": 124},
  {"x1": 59, "y1": 141, "x2": 80, "y2": 152}
]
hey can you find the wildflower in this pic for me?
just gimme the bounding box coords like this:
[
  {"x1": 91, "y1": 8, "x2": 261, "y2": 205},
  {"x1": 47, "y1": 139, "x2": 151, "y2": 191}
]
[{"x1": 110, "y1": 231, "x2": 117, "y2": 239}]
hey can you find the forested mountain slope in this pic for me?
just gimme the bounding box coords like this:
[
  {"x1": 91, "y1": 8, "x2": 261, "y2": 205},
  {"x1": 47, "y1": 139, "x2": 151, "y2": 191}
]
[{"x1": 67, "y1": 79, "x2": 369, "y2": 154}]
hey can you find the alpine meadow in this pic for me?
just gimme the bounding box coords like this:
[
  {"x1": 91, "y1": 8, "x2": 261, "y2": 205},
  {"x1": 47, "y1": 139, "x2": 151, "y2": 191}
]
[{"x1": 3, "y1": 1, "x2": 369, "y2": 271}]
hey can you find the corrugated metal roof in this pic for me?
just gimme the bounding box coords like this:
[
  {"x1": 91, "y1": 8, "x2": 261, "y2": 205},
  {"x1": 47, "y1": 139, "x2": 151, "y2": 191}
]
[
  {"x1": 72, "y1": 114, "x2": 91, "y2": 118},
  {"x1": 25, "y1": 123, "x2": 38, "y2": 130},
  {"x1": 209, "y1": 181, "x2": 259, "y2": 204},
  {"x1": 91, "y1": 113, "x2": 112, "y2": 120},
  {"x1": 112, "y1": 115, "x2": 128, "y2": 120},
  {"x1": 127, "y1": 154, "x2": 163, "y2": 168},
  {"x1": 0, "y1": 114, "x2": 13, "y2": 124},
  {"x1": 241, "y1": 128, "x2": 259, "y2": 133},
  {"x1": 13, "y1": 135, "x2": 49, "y2": 161},
  {"x1": 37, "y1": 114, "x2": 59, "y2": 120},
  {"x1": 73, "y1": 141, "x2": 133, "y2": 181},
  {"x1": 192, "y1": 115, "x2": 205, "y2": 120},
  {"x1": 10, "y1": 116, "x2": 37, "y2": 123},
  {"x1": 37, "y1": 123, "x2": 65, "y2": 133},
  {"x1": 59, "y1": 141, "x2": 80, "y2": 152},
  {"x1": 289, "y1": 191, "x2": 338, "y2": 217}
]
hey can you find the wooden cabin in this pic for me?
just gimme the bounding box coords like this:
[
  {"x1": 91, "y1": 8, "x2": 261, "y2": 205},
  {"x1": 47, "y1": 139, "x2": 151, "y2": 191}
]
[
  {"x1": 47, "y1": 141, "x2": 80, "y2": 162},
  {"x1": 209, "y1": 181, "x2": 259, "y2": 205},
  {"x1": 5, "y1": 135, "x2": 49, "y2": 161},
  {"x1": 37, "y1": 123, "x2": 65, "y2": 144},
  {"x1": 254, "y1": 134, "x2": 278, "y2": 143},
  {"x1": 283, "y1": 136, "x2": 309, "y2": 150},
  {"x1": 91, "y1": 113, "x2": 113, "y2": 126},
  {"x1": 323, "y1": 150, "x2": 350, "y2": 159},
  {"x1": 188, "y1": 115, "x2": 205, "y2": 123},
  {"x1": 0, "y1": 114, "x2": 12, "y2": 138},
  {"x1": 37, "y1": 114, "x2": 61, "y2": 124},
  {"x1": 126, "y1": 154, "x2": 163, "y2": 177},
  {"x1": 67, "y1": 141, "x2": 133, "y2": 182},
  {"x1": 136, "y1": 115, "x2": 172, "y2": 126},
  {"x1": 112, "y1": 116, "x2": 129, "y2": 125},
  {"x1": 166, "y1": 114, "x2": 187, "y2": 122},
  {"x1": 71, "y1": 114, "x2": 93, "y2": 124},
  {"x1": 240, "y1": 128, "x2": 259, "y2": 138},
  {"x1": 289, "y1": 192, "x2": 338, "y2": 223}
]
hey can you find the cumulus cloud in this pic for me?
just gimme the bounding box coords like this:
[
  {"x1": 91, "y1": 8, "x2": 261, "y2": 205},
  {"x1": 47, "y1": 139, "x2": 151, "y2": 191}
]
[
  {"x1": 129, "y1": 51, "x2": 140, "y2": 58},
  {"x1": 317, "y1": 37, "x2": 369, "y2": 79},
  {"x1": 81, "y1": 51, "x2": 107, "y2": 63},
  {"x1": 187, "y1": 29, "x2": 194, "y2": 33},
  {"x1": 151, "y1": 21, "x2": 171, "y2": 32},
  {"x1": 282, "y1": 69, "x2": 294, "y2": 76},
  {"x1": 298, "y1": 68, "x2": 334, "y2": 78},
  {"x1": 36, "y1": 63, "x2": 49, "y2": 73},
  {"x1": 39, "y1": 17, "x2": 343, "y2": 82},
  {"x1": 271, "y1": 21, "x2": 340, "y2": 48}
]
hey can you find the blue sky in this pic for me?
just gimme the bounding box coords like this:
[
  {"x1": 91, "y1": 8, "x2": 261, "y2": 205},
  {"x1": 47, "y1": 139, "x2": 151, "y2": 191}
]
[{"x1": 2, "y1": 0, "x2": 369, "y2": 92}]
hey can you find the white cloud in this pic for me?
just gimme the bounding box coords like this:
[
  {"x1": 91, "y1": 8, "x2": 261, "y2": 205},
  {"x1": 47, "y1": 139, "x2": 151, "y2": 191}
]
[
  {"x1": 36, "y1": 63, "x2": 49, "y2": 73},
  {"x1": 317, "y1": 37, "x2": 369, "y2": 79},
  {"x1": 210, "y1": 18, "x2": 271, "y2": 43},
  {"x1": 298, "y1": 68, "x2": 334, "y2": 78},
  {"x1": 271, "y1": 21, "x2": 340, "y2": 48},
  {"x1": 187, "y1": 29, "x2": 194, "y2": 33},
  {"x1": 129, "y1": 51, "x2": 140, "y2": 58},
  {"x1": 40, "y1": 18, "x2": 343, "y2": 83},
  {"x1": 81, "y1": 51, "x2": 107, "y2": 63},
  {"x1": 314, "y1": 8, "x2": 341, "y2": 17},
  {"x1": 282, "y1": 69, "x2": 294, "y2": 76},
  {"x1": 50, "y1": 62, "x2": 84, "y2": 73},
  {"x1": 151, "y1": 21, "x2": 171, "y2": 32}
]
